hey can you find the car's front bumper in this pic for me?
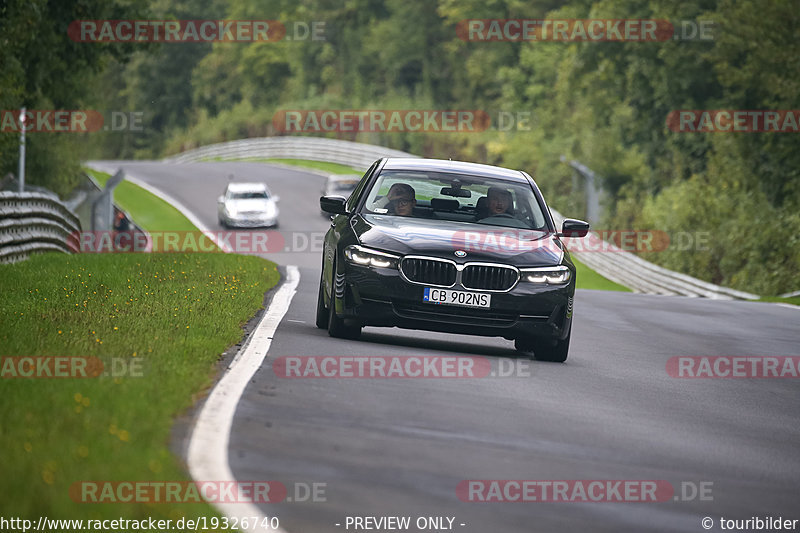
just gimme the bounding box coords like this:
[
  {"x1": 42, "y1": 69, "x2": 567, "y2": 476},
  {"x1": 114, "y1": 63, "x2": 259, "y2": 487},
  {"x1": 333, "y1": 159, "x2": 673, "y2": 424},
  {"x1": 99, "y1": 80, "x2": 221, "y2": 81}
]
[
  {"x1": 222, "y1": 215, "x2": 278, "y2": 228},
  {"x1": 338, "y1": 263, "x2": 573, "y2": 341}
]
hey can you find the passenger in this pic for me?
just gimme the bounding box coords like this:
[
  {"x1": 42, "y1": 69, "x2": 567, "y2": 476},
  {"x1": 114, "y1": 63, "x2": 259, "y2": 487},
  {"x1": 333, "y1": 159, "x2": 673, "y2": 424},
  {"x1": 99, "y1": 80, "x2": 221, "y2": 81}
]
[{"x1": 386, "y1": 183, "x2": 416, "y2": 216}]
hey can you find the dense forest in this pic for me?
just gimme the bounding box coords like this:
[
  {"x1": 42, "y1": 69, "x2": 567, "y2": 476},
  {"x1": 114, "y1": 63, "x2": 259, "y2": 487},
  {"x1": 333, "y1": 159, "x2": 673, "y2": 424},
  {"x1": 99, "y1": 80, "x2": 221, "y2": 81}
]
[{"x1": 1, "y1": 0, "x2": 797, "y2": 295}]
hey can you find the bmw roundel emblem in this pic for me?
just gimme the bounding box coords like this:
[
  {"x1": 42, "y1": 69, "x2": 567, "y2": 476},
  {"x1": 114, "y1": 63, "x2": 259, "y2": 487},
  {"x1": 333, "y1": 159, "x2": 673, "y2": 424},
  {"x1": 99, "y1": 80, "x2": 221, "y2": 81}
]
[{"x1": 454, "y1": 250, "x2": 467, "y2": 258}]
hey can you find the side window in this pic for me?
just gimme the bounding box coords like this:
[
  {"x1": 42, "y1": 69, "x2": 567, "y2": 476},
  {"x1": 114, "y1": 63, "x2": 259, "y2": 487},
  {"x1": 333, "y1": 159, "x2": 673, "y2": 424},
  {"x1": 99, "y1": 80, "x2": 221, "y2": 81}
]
[{"x1": 346, "y1": 160, "x2": 379, "y2": 212}]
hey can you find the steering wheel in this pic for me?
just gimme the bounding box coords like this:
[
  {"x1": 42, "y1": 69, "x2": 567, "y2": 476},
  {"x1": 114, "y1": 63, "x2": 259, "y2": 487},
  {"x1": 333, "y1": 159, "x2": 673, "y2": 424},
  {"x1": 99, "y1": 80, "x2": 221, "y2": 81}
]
[{"x1": 490, "y1": 213, "x2": 516, "y2": 219}]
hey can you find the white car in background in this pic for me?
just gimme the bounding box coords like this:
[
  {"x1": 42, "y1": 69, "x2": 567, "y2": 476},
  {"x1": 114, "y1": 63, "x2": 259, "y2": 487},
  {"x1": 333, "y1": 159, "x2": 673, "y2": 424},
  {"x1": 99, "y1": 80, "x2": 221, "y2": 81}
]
[{"x1": 217, "y1": 182, "x2": 280, "y2": 228}]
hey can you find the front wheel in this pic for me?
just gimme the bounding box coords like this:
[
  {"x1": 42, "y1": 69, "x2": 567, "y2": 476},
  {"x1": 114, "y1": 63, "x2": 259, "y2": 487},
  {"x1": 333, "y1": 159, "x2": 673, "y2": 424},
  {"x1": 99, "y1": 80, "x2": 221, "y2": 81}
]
[
  {"x1": 327, "y1": 260, "x2": 361, "y2": 340},
  {"x1": 315, "y1": 273, "x2": 328, "y2": 329}
]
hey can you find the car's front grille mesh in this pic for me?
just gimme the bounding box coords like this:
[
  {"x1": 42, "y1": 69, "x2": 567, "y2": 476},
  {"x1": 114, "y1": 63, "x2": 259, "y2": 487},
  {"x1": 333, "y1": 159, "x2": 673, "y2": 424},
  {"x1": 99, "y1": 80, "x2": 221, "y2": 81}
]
[
  {"x1": 462, "y1": 265, "x2": 519, "y2": 291},
  {"x1": 401, "y1": 257, "x2": 519, "y2": 291},
  {"x1": 401, "y1": 258, "x2": 456, "y2": 287}
]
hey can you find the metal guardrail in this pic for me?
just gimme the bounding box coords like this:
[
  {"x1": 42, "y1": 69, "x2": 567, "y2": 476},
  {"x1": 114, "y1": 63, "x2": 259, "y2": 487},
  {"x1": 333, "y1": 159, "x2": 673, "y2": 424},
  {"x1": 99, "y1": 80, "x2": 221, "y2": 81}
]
[
  {"x1": 163, "y1": 136, "x2": 759, "y2": 300},
  {"x1": 548, "y1": 210, "x2": 759, "y2": 300},
  {"x1": 0, "y1": 191, "x2": 82, "y2": 264},
  {"x1": 163, "y1": 136, "x2": 418, "y2": 169}
]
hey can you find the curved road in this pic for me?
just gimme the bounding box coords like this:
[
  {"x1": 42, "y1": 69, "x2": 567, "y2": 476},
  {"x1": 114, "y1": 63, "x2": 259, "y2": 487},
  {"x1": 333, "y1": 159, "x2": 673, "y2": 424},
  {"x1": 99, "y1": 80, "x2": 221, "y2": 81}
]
[{"x1": 92, "y1": 161, "x2": 800, "y2": 533}]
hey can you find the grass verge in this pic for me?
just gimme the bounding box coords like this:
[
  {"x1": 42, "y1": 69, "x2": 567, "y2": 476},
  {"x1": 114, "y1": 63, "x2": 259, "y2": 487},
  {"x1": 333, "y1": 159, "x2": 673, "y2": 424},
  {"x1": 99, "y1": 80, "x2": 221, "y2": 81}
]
[
  {"x1": 1, "y1": 169, "x2": 279, "y2": 525},
  {"x1": 573, "y1": 256, "x2": 631, "y2": 292},
  {"x1": 758, "y1": 295, "x2": 800, "y2": 306},
  {"x1": 0, "y1": 252, "x2": 279, "y2": 521}
]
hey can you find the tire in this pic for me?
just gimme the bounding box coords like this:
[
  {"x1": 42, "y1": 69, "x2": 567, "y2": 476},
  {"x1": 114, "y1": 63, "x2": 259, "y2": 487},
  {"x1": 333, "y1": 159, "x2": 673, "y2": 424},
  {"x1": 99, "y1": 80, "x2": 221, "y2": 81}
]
[
  {"x1": 327, "y1": 259, "x2": 361, "y2": 340},
  {"x1": 515, "y1": 332, "x2": 570, "y2": 363},
  {"x1": 315, "y1": 272, "x2": 329, "y2": 329}
]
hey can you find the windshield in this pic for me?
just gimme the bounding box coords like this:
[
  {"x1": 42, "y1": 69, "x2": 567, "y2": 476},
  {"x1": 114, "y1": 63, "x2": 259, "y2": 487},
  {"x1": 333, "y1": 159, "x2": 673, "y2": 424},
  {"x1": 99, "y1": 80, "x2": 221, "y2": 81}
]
[
  {"x1": 361, "y1": 170, "x2": 547, "y2": 230},
  {"x1": 229, "y1": 191, "x2": 268, "y2": 200}
]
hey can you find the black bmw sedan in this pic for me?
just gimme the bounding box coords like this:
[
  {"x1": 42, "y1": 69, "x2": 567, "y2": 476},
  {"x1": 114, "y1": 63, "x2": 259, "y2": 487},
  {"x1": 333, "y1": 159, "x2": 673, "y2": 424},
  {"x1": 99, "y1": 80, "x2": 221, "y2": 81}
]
[{"x1": 316, "y1": 158, "x2": 589, "y2": 362}]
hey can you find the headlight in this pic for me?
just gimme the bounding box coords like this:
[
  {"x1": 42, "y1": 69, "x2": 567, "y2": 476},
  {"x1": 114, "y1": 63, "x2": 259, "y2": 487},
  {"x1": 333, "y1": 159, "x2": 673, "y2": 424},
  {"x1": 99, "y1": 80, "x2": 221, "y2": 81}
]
[
  {"x1": 520, "y1": 265, "x2": 571, "y2": 284},
  {"x1": 224, "y1": 205, "x2": 238, "y2": 217},
  {"x1": 344, "y1": 245, "x2": 399, "y2": 269}
]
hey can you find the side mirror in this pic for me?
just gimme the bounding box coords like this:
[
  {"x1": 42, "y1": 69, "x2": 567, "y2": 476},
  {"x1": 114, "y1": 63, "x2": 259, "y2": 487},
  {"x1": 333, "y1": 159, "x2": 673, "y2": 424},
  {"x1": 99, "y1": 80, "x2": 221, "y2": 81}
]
[
  {"x1": 217, "y1": 196, "x2": 225, "y2": 204},
  {"x1": 272, "y1": 195, "x2": 280, "y2": 203},
  {"x1": 320, "y1": 195, "x2": 348, "y2": 215},
  {"x1": 558, "y1": 219, "x2": 590, "y2": 238}
]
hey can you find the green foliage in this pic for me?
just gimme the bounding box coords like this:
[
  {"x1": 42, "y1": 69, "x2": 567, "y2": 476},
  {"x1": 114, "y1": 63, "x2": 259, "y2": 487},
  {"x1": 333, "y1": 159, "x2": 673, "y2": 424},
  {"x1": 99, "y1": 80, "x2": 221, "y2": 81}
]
[{"x1": 0, "y1": 0, "x2": 150, "y2": 194}]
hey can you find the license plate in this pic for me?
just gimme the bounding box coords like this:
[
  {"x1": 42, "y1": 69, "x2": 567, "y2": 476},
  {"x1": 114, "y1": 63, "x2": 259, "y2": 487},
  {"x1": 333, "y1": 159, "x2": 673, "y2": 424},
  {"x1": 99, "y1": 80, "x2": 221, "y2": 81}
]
[{"x1": 423, "y1": 287, "x2": 491, "y2": 308}]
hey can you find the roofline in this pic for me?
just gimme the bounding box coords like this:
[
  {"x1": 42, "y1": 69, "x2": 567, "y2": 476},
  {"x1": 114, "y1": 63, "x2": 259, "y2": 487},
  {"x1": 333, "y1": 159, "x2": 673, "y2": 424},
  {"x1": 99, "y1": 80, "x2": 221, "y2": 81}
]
[{"x1": 381, "y1": 157, "x2": 528, "y2": 181}]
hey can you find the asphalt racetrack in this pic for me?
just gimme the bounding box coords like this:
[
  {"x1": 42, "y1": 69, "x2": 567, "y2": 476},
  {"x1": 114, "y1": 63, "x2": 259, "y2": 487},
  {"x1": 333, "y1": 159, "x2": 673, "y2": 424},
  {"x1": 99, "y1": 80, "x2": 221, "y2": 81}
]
[{"x1": 91, "y1": 161, "x2": 800, "y2": 533}]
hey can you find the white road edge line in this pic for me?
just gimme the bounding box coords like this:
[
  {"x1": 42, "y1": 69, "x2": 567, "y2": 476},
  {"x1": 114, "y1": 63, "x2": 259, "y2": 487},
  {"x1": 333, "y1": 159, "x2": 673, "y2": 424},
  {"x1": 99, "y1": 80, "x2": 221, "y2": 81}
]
[
  {"x1": 187, "y1": 265, "x2": 299, "y2": 532},
  {"x1": 85, "y1": 162, "x2": 299, "y2": 531}
]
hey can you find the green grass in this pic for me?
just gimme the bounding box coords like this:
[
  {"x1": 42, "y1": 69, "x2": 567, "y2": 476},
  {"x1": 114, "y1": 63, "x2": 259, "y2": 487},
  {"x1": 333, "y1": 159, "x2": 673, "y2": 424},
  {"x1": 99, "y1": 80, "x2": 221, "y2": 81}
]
[
  {"x1": 0, "y1": 252, "x2": 279, "y2": 522},
  {"x1": 87, "y1": 169, "x2": 197, "y2": 233},
  {"x1": 1, "y1": 169, "x2": 280, "y2": 526},
  {"x1": 573, "y1": 256, "x2": 631, "y2": 292},
  {"x1": 758, "y1": 295, "x2": 800, "y2": 306}
]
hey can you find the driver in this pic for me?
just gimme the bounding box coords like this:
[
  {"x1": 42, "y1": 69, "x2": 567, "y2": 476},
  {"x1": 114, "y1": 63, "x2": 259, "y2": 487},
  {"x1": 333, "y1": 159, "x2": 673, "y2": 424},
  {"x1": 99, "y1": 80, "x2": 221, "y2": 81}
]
[
  {"x1": 386, "y1": 183, "x2": 416, "y2": 216},
  {"x1": 486, "y1": 186, "x2": 513, "y2": 216}
]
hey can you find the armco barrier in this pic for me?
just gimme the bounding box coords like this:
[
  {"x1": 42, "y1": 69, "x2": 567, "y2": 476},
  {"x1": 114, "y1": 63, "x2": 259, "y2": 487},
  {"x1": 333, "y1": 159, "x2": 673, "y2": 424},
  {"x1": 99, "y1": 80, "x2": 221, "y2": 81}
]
[
  {"x1": 0, "y1": 192, "x2": 82, "y2": 264},
  {"x1": 159, "y1": 137, "x2": 759, "y2": 300},
  {"x1": 163, "y1": 136, "x2": 417, "y2": 169}
]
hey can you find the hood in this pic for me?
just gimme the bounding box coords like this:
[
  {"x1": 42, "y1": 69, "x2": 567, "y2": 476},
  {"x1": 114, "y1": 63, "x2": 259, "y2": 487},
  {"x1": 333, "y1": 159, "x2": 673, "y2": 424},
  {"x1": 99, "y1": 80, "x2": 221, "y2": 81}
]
[{"x1": 353, "y1": 214, "x2": 564, "y2": 267}]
